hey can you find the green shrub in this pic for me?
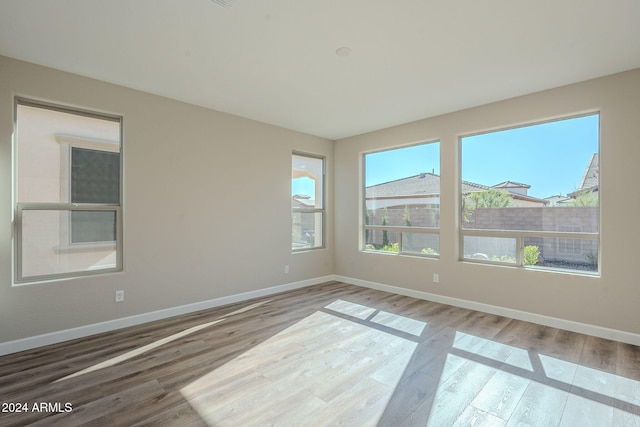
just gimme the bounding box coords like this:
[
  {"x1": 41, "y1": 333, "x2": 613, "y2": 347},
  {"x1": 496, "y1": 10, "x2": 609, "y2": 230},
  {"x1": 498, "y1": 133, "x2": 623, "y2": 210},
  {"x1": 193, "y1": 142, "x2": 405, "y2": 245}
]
[
  {"x1": 380, "y1": 242, "x2": 399, "y2": 252},
  {"x1": 524, "y1": 245, "x2": 540, "y2": 266}
]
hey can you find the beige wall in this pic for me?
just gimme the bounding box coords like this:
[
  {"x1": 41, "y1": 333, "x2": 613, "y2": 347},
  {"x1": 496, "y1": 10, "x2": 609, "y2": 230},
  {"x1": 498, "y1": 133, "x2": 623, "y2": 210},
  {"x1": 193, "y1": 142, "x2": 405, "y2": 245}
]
[
  {"x1": 0, "y1": 56, "x2": 334, "y2": 343},
  {"x1": 335, "y1": 68, "x2": 640, "y2": 335},
  {"x1": 2, "y1": 54, "x2": 639, "y2": 347}
]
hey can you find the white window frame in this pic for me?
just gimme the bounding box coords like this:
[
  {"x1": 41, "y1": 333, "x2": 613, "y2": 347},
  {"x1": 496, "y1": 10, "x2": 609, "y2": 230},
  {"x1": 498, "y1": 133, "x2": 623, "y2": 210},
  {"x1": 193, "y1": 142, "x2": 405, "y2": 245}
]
[
  {"x1": 362, "y1": 141, "x2": 440, "y2": 258},
  {"x1": 291, "y1": 151, "x2": 325, "y2": 252},
  {"x1": 458, "y1": 113, "x2": 600, "y2": 275},
  {"x1": 14, "y1": 98, "x2": 123, "y2": 284}
]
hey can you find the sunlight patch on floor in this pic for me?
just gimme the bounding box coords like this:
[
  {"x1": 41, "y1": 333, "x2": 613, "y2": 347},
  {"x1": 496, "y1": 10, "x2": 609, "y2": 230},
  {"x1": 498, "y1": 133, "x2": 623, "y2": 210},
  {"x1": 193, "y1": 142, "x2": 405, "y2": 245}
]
[
  {"x1": 540, "y1": 353, "x2": 640, "y2": 407},
  {"x1": 453, "y1": 331, "x2": 535, "y2": 371},
  {"x1": 324, "y1": 299, "x2": 377, "y2": 319},
  {"x1": 371, "y1": 310, "x2": 426, "y2": 336},
  {"x1": 180, "y1": 308, "x2": 418, "y2": 426}
]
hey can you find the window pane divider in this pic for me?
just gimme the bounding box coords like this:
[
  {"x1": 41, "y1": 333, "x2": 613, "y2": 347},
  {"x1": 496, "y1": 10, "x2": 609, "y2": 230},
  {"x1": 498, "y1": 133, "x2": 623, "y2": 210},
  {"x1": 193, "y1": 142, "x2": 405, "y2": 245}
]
[
  {"x1": 461, "y1": 228, "x2": 598, "y2": 240},
  {"x1": 364, "y1": 225, "x2": 439, "y2": 234},
  {"x1": 18, "y1": 202, "x2": 120, "y2": 211},
  {"x1": 292, "y1": 208, "x2": 324, "y2": 213}
]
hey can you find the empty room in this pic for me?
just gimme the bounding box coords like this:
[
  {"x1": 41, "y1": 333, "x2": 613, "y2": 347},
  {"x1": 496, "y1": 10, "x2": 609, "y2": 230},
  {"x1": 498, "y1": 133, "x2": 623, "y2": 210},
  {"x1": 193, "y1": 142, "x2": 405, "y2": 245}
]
[{"x1": 1, "y1": 1, "x2": 639, "y2": 426}]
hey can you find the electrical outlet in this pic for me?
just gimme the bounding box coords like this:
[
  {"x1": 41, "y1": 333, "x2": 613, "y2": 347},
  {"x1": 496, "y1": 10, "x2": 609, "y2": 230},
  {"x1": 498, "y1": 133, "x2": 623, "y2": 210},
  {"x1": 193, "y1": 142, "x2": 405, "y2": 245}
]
[
  {"x1": 284, "y1": 265, "x2": 289, "y2": 274},
  {"x1": 433, "y1": 273, "x2": 439, "y2": 283},
  {"x1": 115, "y1": 290, "x2": 124, "y2": 302}
]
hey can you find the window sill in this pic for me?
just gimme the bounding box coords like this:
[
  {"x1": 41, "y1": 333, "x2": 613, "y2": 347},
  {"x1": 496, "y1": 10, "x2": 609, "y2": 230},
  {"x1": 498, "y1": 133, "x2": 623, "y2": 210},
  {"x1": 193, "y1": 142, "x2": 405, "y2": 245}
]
[{"x1": 54, "y1": 242, "x2": 116, "y2": 253}]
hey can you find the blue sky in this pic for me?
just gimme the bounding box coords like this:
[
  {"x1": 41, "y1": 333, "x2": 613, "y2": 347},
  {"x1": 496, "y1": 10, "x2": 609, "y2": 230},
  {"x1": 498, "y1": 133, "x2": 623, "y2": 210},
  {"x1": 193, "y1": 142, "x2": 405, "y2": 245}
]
[
  {"x1": 363, "y1": 114, "x2": 599, "y2": 199},
  {"x1": 462, "y1": 114, "x2": 598, "y2": 198},
  {"x1": 293, "y1": 114, "x2": 599, "y2": 199},
  {"x1": 365, "y1": 142, "x2": 441, "y2": 187}
]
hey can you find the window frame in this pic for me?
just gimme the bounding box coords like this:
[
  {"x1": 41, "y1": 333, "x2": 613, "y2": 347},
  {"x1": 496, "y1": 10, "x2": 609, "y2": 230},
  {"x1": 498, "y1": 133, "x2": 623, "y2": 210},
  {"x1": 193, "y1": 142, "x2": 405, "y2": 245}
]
[
  {"x1": 362, "y1": 140, "x2": 441, "y2": 258},
  {"x1": 13, "y1": 97, "x2": 124, "y2": 284},
  {"x1": 291, "y1": 151, "x2": 326, "y2": 252},
  {"x1": 458, "y1": 112, "x2": 601, "y2": 275}
]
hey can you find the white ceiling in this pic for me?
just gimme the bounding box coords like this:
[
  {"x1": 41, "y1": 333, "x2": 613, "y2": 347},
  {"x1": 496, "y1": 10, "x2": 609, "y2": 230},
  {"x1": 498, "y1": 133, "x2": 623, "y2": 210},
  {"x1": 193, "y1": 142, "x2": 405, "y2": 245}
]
[{"x1": 1, "y1": 0, "x2": 639, "y2": 140}]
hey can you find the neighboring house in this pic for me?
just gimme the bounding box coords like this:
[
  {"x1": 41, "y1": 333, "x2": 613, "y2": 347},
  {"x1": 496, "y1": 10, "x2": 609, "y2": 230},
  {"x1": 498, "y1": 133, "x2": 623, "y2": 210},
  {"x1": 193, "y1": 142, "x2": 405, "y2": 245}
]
[
  {"x1": 365, "y1": 173, "x2": 548, "y2": 211},
  {"x1": 544, "y1": 195, "x2": 572, "y2": 206},
  {"x1": 545, "y1": 153, "x2": 599, "y2": 206},
  {"x1": 292, "y1": 194, "x2": 314, "y2": 208},
  {"x1": 569, "y1": 153, "x2": 599, "y2": 198},
  {"x1": 580, "y1": 153, "x2": 599, "y2": 191},
  {"x1": 292, "y1": 194, "x2": 317, "y2": 249},
  {"x1": 488, "y1": 181, "x2": 548, "y2": 207}
]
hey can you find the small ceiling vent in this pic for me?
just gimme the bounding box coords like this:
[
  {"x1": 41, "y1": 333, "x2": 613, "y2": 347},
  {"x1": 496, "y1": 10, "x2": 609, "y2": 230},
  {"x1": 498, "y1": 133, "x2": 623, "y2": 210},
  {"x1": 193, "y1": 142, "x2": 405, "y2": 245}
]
[{"x1": 210, "y1": 0, "x2": 235, "y2": 7}]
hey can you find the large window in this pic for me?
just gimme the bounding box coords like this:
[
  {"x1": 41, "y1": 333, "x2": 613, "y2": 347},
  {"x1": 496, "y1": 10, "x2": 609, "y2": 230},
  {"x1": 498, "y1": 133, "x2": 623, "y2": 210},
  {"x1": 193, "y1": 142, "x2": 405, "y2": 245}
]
[
  {"x1": 363, "y1": 141, "x2": 440, "y2": 256},
  {"x1": 292, "y1": 152, "x2": 325, "y2": 251},
  {"x1": 14, "y1": 98, "x2": 123, "y2": 283},
  {"x1": 460, "y1": 114, "x2": 599, "y2": 274}
]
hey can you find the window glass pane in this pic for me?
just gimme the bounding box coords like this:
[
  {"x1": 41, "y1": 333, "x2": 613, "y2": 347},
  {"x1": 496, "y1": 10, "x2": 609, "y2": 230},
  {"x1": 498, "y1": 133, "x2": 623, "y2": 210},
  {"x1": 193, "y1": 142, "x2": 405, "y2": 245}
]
[
  {"x1": 528, "y1": 237, "x2": 598, "y2": 273},
  {"x1": 364, "y1": 229, "x2": 399, "y2": 253},
  {"x1": 461, "y1": 115, "x2": 599, "y2": 233},
  {"x1": 71, "y1": 211, "x2": 117, "y2": 243},
  {"x1": 292, "y1": 153, "x2": 324, "y2": 251},
  {"x1": 292, "y1": 211, "x2": 323, "y2": 250},
  {"x1": 292, "y1": 154, "x2": 323, "y2": 209},
  {"x1": 401, "y1": 233, "x2": 439, "y2": 256},
  {"x1": 365, "y1": 142, "x2": 440, "y2": 226},
  {"x1": 364, "y1": 142, "x2": 440, "y2": 254},
  {"x1": 15, "y1": 99, "x2": 122, "y2": 282},
  {"x1": 463, "y1": 236, "x2": 517, "y2": 263},
  {"x1": 21, "y1": 209, "x2": 117, "y2": 278},
  {"x1": 16, "y1": 103, "x2": 121, "y2": 204}
]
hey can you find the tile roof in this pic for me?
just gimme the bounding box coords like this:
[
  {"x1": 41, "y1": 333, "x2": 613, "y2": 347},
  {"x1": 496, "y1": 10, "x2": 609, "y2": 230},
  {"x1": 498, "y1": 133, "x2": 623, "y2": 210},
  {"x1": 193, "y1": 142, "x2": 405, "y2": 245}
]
[
  {"x1": 579, "y1": 153, "x2": 599, "y2": 190},
  {"x1": 491, "y1": 181, "x2": 531, "y2": 189},
  {"x1": 366, "y1": 173, "x2": 491, "y2": 198},
  {"x1": 366, "y1": 173, "x2": 548, "y2": 204},
  {"x1": 366, "y1": 173, "x2": 442, "y2": 198}
]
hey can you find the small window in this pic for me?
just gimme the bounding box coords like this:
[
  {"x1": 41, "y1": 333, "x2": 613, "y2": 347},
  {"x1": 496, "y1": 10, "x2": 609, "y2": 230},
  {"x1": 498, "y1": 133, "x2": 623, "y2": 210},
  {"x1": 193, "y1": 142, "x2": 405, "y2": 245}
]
[
  {"x1": 363, "y1": 141, "x2": 440, "y2": 256},
  {"x1": 15, "y1": 98, "x2": 123, "y2": 283},
  {"x1": 460, "y1": 114, "x2": 599, "y2": 274},
  {"x1": 292, "y1": 152, "x2": 325, "y2": 251}
]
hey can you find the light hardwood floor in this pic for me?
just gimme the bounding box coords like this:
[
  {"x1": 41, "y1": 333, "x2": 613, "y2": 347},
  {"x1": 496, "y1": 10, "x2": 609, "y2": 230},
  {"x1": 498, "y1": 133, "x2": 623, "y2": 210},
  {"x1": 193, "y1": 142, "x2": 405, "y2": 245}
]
[{"x1": 1, "y1": 281, "x2": 639, "y2": 426}]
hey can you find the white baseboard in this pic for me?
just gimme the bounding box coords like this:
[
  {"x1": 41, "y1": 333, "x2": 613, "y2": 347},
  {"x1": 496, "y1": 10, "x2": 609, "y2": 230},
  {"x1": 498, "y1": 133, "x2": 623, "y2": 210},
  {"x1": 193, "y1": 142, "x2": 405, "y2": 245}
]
[
  {"x1": 4, "y1": 274, "x2": 638, "y2": 356},
  {"x1": 334, "y1": 275, "x2": 640, "y2": 347},
  {"x1": 0, "y1": 275, "x2": 334, "y2": 356}
]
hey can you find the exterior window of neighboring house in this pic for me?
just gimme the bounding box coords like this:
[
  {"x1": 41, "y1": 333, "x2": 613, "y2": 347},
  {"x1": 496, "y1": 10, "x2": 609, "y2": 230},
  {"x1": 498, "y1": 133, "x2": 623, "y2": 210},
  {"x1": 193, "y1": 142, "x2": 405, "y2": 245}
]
[
  {"x1": 71, "y1": 147, "x2": 120, "y2": 243},
  {"x1": 363, "y1": 141, "x2": 440, "y2": 257},
  {"x1": 460, "y1": 113, "x2": 600, "y2": 274},
  {"x1": 14, "y1": 98, "x2": 123, "y2": 283},
  {"x1": 292, "y1": 152, "x2": 325, "y2": 251}
]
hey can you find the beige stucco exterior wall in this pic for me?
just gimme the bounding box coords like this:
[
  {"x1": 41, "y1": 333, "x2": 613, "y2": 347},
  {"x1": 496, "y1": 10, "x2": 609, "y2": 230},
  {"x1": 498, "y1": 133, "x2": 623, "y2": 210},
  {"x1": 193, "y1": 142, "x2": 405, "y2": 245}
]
[
  {"x1": 16, "y1": 105, "x2": 121, "y2": 278},
  {"x1": 0, "y1": 56, "x2": 334, "y2": 344},
  {"x1": 335, "y1": 68, "x2": 640, "y2": 336}
]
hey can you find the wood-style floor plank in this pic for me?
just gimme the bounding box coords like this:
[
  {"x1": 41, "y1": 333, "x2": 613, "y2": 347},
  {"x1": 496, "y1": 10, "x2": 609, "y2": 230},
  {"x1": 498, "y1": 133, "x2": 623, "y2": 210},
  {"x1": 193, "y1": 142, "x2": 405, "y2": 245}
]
[{"x1": 1, "y1": 281, "x2": 639, "y2": 426}]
